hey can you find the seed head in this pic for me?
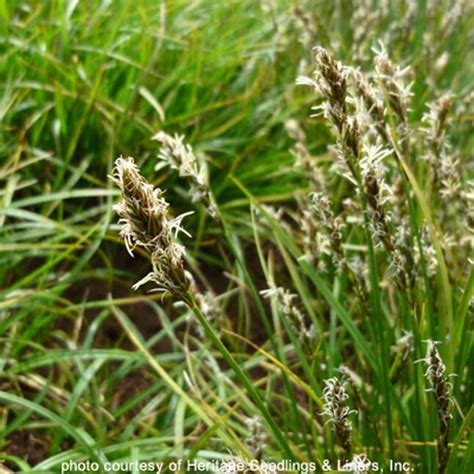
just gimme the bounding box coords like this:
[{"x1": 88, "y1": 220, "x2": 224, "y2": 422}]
[
  {"x1": 153, "y1": 131, "x2": 218, "y2": 219},
  {"x1": 298, "y1": 196, "x2": 331, "y2": 269},
  {"x1": 308, "y1": 191, "x2": 346, "y2": 270},
  {"x1": 261, "y1": 287, "x2": 315, "y2": 350},
  {"x1": 297, "y1": 47, "x2": 360, "y2": 170},
  {"x1": 421, "y1": 94, "x2": 453, "y2": 161},
  {"x1": 321, "y1": 376, "x2": 357, "y2": 459},
  {"x1": 284, "y1": 118, "x2": 307, "y2": 143},
  {"x1": 110, "y1": 157, "x2": 191, "y2": 296},
  {"x1": 191, "y1": 290, "x2": 224, "y2": 339},
  {"x1": 422, "y1": 341, "x2": 453, "y2": 428},
  {"x1": 341, "y1": 453, "x2": 373, "y2": 474},
  {"x1": 360, "y1": 144, "x2": 394, "y2": 251},
  {"x1": 246, "y1": 415, "x2": 267, "y2": 460},
  {"x1": 374, "y1": 44, "x2": 412, "y2": 127},
  {"x1": 413, "y1": 227, "x2": 438, "y2": 277},
  {"x1": 291, "y1": 142, "x2": 325, "y2": 190},
  {"x1": 418, "y1": 340, "x2": 454, "y2": 473},
  {"x1": 351, "y1": 68, "x2": 388, "y2": 143}
]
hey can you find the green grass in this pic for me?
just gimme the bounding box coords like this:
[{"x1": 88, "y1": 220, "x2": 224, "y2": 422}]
[{"x1": 0, "y1": 1, "x2": 473, "y2": 473}]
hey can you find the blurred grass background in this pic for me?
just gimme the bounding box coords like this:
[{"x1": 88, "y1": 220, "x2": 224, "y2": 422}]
[{"x1": 0, "y1": 0, "x2": 473, "y2": 472}]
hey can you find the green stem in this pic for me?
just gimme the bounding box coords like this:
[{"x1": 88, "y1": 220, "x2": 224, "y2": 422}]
[
  {"x1": 352, "y1": 163, "x2": 395, "y2": 459},
  {"x1": 185, "y1": 291, "x2": 295, "y2": 460}
]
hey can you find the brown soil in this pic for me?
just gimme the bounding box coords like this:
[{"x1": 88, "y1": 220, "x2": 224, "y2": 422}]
[{"x1": 4, "y1": 430, "x2": 50, "y2": 469}]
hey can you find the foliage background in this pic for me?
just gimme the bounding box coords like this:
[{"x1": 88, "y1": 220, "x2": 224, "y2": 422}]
[{"x1": 0, "y1": 0, "x2": 472, "y2": 473}]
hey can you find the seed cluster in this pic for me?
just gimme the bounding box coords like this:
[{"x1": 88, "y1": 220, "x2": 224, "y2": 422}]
[
  {"x1": 321, "y1": 376, "x2": 357, "y2": 461},
  {"x1": 110, "y1": 157, "x2": 191, "y2": 296},
  {"x1": 153, "y1": 131, "x2": 218, "y2": 219},
  {"x1": 261, "y1": 287, "x2": 315, "y2": 351},
  {"x1": 421, "y1": 340, "x2": 453, "y2": 473}
]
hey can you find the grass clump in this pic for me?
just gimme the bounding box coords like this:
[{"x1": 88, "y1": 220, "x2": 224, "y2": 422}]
[{"x1": 0, "y1": 1, "x2": 472, "y2": 473}]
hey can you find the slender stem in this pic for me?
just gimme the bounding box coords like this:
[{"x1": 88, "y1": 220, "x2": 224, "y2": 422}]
[
  {"x1": 185, "y1": 291, "x2": 295, "y2": 460},
  {"x1": 352, "y1": 164, "x2": 395, "y2": 458}
]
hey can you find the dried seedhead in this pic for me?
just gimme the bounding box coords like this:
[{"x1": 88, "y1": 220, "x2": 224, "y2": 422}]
[
  {"x1": 261, "y1": 287, "x2": 315, "y2": 351},
  {"x1": 246, "y1": 415, "x2": 268, "y2": 460},
  {"x1": 322, "y1": 376, "x2": 357, "y2": 460},
  {"x1": 153, "y1": 131, "x2": 218, "y2": 219},
  {"x1": 110, "y1": 157, "x2": 191, "y2": 297},
  {"x1": 418, "y1": 340, "x2": 454, "y2": 473}
]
